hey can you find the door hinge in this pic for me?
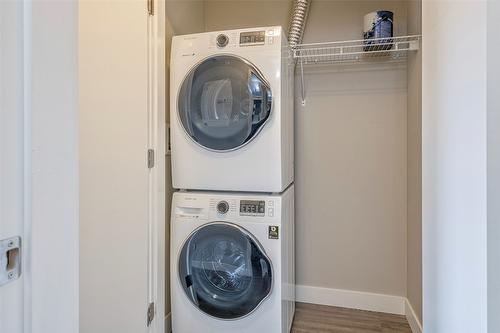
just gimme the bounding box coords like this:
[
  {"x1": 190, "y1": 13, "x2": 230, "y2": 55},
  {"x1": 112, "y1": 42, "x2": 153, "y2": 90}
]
[
  {"x1": 147, "y1": 149, "x2": 155, "y2": 169},
  {"x1": 147, "y1": 302, "x2": 155, "y2": 327},
  {"x1": 147, "y1": 0, "x2": 154, "y2": 16}
]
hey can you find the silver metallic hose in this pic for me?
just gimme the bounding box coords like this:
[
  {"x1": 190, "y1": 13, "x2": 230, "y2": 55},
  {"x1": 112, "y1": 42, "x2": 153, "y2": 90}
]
[{"x1": 288, "y1": 0, "x2": 310, "y2": 48}]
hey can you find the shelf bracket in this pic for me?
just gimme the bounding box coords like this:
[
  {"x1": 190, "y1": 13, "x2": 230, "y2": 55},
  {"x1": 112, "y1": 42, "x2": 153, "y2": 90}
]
[{"x1": 300, "y1": 60, "x2": 305, "y2": 106}]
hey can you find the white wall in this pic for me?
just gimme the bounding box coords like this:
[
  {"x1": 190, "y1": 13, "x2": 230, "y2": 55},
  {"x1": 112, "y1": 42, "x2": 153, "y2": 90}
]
[
  {"x1": 204, "y1": 0, "x2": 291, "y2": 31},
  {"x1": 166, "y1": 0, "x2": 205, "y2": 35},
  {"x1": 295, "y1": 0, "x2": 407, "y2": 298},
  {"x1": 406, "y1": 0, "x2": 422, "y2": 324},
  {"x1": 488, "y1": 0, "x2": 500, "y2": 332},
  {"x1": 422, "y1": 1, "x2": 488, "y2": 332}
]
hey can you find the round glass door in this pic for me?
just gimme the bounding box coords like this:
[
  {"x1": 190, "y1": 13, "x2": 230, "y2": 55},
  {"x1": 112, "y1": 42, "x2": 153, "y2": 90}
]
[
  {"x1": 178, "y1": 223, "x2": 273, "y2": 319},
  {"x1": 178, "y1": 55, "x2": 273, "y2": 151}
]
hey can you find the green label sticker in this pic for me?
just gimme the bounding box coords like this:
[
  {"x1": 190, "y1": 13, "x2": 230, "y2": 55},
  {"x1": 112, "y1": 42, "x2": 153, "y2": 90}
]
[{"x1": 268, "y1": 226, "x2": 279, "y2": 239}]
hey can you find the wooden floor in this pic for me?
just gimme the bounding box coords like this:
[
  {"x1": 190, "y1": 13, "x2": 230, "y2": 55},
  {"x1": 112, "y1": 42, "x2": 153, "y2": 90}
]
[{"x1": 291, "y1": 303, "x2": 412, "y2": 333}]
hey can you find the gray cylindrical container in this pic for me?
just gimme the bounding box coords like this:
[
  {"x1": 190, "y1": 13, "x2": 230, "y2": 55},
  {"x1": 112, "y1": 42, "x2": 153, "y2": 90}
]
[{"x1": 363, "y1": 11, "x2": 393, "y2": 51}]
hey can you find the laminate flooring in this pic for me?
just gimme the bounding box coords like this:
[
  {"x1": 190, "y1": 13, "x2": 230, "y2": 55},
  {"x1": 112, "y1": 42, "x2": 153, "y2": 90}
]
[{"x1": 291, "y1": 302, "x2": 412, "y2": 333}]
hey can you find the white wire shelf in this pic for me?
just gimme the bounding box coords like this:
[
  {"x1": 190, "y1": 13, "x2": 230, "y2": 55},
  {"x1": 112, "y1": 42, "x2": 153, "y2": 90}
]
[
  {"x1": 293, "y1": 35, "x2": 421, "y2": 105},
  {"x1": 293, "y1": 35, "x2": 421, "y2": 65}
]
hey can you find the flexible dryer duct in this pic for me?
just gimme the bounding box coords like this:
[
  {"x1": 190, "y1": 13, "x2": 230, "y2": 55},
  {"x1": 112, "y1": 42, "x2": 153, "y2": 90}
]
[{"x1": 288, "y1": 0, "x2": 311, "y2": 48}]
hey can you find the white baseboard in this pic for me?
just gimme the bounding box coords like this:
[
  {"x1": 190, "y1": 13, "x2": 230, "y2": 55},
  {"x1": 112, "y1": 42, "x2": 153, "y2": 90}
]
[
  {"x1": 296, "y1": 285, "x2": 406, "y2": 315},
  {"x1": 404, "y1": 299, "x2": 423, "y2": 333},
  {"x1": 296, "y1": 285, "x2": 423, "y2": 333},
  {"x1": 165, "y1": 313, "x2": 172, "y2": 333}
]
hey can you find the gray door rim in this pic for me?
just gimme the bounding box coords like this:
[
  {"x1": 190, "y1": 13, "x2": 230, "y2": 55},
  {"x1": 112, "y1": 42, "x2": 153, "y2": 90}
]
[
  {"x1": 177, "y1": 221, "x2": 274, "y2": 321},
  {"x1": 176, "y1": 53, "x2": 274, "y2": 153}
]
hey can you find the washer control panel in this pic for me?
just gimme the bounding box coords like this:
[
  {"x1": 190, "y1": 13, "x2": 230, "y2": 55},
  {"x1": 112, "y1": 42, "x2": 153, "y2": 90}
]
[{"x1": 240, "y1": 200, "x2": 265, "y2": 216}]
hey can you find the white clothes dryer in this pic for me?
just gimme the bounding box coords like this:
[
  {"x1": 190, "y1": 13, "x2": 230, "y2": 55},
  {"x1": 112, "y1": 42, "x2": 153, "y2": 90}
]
[
  {"x1": 170, "y1": 26, "x2": 294, "y2": 192},
  {"x1": 170, "y1": 185, "x2": 295, "y2": 333}
]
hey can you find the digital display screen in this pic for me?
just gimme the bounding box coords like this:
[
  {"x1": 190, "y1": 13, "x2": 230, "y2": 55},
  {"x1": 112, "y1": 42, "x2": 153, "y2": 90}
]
[
  {"x1": 240, "y1": 200, "x2": 265, "y2": 216},
  {"x1": 240, "y1": 31, "x2": 266, "y2": 45}
]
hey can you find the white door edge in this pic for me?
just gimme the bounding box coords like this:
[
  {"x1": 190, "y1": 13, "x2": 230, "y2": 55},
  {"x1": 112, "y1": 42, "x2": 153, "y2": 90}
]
[
  {"x1": 23, "y1": 1, "x2": 33, "y2": 331},
  {"x1": 148, "y1": 0, "x2": 166, "y2": 332}
]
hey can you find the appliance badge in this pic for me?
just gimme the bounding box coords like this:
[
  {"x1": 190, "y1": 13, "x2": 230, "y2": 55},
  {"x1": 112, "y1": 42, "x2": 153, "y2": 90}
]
[{"x1": 268, "y1": 226, "x2": 279, "y2": 239}]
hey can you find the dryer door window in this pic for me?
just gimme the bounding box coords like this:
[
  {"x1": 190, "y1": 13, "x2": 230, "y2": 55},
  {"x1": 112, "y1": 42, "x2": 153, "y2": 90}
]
[
  {"x1": 178, "y1": 222, "x2": 273, "y2": 319},
  {"x1": 178, "y1": 55, "x2": 272, "y2": 151}
]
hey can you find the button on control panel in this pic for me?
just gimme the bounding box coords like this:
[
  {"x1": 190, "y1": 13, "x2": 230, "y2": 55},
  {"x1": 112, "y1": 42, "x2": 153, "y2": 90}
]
[
  {"x1": 268, "y1": 207, "x2": 274, "y2": 217},
  {"x1": 240, "y1": 200, "x2": 265, "y2": 216}
]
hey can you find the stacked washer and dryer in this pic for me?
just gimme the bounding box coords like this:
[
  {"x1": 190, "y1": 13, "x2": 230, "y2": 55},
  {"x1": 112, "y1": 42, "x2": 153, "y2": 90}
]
[{"x1": 170, "y1": 26, "x2": 295, "y2": 333}]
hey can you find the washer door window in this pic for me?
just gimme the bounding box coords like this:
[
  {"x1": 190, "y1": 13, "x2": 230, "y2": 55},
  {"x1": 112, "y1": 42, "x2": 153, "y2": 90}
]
[
  {"x1": 178, "y1": 223, "x2": 273, "y2": 319},
  {"x1": 178, "y1": 55, "x2": 272, "y2": 151}
]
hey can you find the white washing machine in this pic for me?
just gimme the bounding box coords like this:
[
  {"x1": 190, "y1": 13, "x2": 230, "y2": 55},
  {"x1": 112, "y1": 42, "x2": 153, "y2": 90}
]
[
  {"x1": 170, "y1": 185, "x2": 295, "y2": 333},
  {"x1": 170, "y1": 26, "x2": 294, "y2": 192}
]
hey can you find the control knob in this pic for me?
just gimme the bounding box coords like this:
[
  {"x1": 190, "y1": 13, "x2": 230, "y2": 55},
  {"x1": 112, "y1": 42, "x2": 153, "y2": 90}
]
[
  {"x1": 216, "y1": 200, "x2": 229, "y2": 214},
  {"x1": 216, "y1": 34, "x2": 229, "y2": 48}
]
